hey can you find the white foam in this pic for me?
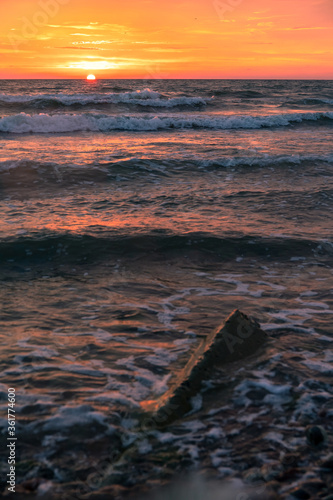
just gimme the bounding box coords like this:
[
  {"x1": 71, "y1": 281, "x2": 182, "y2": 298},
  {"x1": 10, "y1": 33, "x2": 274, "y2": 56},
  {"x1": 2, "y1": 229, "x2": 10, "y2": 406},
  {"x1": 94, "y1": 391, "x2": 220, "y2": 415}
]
[
  {"x1": 212, "y1": 274, "x2": 266, "y2": 297},
  {"x1": 234, "y1": 378, "x2": 291, "y2": 408},
  {"x1": 145, "y1": 476, "x2": 249, "y2": 500},
  {"x1": 178, "y1": 420, "x2": 206, "y2": 432},
  {"x1": 188, "y1": 394, "x2": 203, "y2": 414},
  {"x1": 113, "y1": 355, "x2": 172, "y2": 399},
  {"x1": 300, "y1": 290, "x2": 318, "y2": 297},
  {"x1": 301, "y1": 359, "x2": 333, "y2": 375},
  {"x1": 262, "y1": 305, "x2": 333, "y2": 334},
  {"x1": 200, "y1": 152, "x2": 333, "y2": 168},
  {"x1": 292, "y1": 392, "x2": 322, "y2": 421},
  {"x1": 211, "y1": 452, "x2": 224, "y2": 468},
  {"x1": 144, "y1": 346, "x2": 180, "y2": 367},
  {"x1": 205, "y1": 427, "x2": 224, "y2": 440},
  {"x1": 296, "y1": 299, "x2": 329, "y2": 309},
  {"x1": 88, "y1": 391, "x2": 141, "y2": 408},
  {"x1": 137, "y1": 438, "x2": 153, "y2": 455},
  {"x1": 13, "y1": 347, "x2": 58, "y2": 363},
  {"x1": 62, "y1": 364, "x2": 105, "y2": 378},
  {"x1": 237, "y1": 378, "x2": 291, "y2": 396},
  {"x1": 1, "y1": 111, "x2": 332, "y2": 134},
  {"x1": 0, "y1": 89, "x2": 208, "y2": 108},
  {"x1": 173, "y1": 338, "x2": 194, "y2": 346},
  {"x1": 307, "y1": 97, "x2": 333, "y2": 105},
  {"x1": 37, "y1": 481, "x2": 54, "y2": 496},
  {"x1": 263, "y1": 432, "x2": 290, "y2": 449},
  {"x1": 40, "y1": 404, "x2": 108, "y2": 432},
  {"x1": 324, "y1": 350, "x2": 333, "y2": 362},
  {"x1": 152, "y1": 431, "x2": 179, "y2": 444}
]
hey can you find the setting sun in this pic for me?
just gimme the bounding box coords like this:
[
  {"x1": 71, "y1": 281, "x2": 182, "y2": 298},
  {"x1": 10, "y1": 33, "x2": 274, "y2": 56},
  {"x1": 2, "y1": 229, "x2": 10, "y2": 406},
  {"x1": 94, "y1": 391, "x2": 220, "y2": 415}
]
[
  {"x1": 1, "y1": 0, "x2": 332, "y2": 79},
  {"x1": 0, "y1": 0, "x2": 332, "y2": 498}
]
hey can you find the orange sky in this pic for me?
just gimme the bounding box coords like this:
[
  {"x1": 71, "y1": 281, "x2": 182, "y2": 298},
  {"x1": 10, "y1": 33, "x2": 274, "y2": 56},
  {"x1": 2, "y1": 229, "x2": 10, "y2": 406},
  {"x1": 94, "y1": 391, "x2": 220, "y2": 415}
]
[{"x1": 1, "y1": 0, "x2": 332, "y2": 78}]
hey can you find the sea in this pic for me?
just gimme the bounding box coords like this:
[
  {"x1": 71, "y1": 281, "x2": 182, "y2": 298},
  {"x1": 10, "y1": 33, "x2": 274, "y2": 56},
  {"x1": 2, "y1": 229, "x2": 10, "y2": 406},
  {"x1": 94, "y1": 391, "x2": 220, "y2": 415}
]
[{"x1": 0, "y1": 79, "x2": 332, "y2": 500}]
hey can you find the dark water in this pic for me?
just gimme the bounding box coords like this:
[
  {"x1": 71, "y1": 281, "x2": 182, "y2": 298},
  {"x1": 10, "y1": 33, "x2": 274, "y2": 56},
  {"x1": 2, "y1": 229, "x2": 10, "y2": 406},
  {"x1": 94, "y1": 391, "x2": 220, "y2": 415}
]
[{"x1": 0, "y1": 79, "x2": 332, "y2": 499}]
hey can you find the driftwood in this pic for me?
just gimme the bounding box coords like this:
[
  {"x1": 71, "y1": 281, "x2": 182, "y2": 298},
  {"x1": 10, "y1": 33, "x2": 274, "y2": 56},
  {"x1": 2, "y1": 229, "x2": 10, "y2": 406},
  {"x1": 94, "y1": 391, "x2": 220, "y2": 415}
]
[{"x1": 140, "y1": 310, "x2": 267, "y2": 427}]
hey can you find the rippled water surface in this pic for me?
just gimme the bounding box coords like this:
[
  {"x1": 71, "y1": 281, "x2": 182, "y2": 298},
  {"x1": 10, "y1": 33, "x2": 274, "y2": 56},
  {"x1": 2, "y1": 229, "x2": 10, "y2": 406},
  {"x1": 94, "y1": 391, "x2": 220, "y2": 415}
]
[{"x1": 0, "y1": 79, "x2": 332, "y2": 499}]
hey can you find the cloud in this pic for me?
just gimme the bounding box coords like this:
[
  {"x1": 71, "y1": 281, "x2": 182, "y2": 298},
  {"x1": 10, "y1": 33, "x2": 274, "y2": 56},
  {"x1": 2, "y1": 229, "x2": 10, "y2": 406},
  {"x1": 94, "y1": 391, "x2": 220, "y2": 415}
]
[
  {"x1": 144, "y1": 47, "x2": 186, "y2": 53},
  {"x1": 47, "y1": 23, "x2": 129, "y2": 32},
  {"x1": 0, "y1": 48, "x2": 33, "y2": 53},
  {"x1": 56, "y1": 46, "x2": 102, "y2": 51},
  {"x1": 283, "y1": 26, "x2": 333, "y2": 31},
  {"x1": 67, "y1": 60, "x2": 118, "y2": 70},
  {"x1": 247, "y1": 14, "x2": 294, "y2": 21},
  {"x1": 64, "y1": 55, "x2": 193, "y2": 71},
  {"x1": 70, "y1": 33, "x2": 95, "y2": 37},
  {"x1": 72, "y1": 40, "x2": 114, "y2": 45}
]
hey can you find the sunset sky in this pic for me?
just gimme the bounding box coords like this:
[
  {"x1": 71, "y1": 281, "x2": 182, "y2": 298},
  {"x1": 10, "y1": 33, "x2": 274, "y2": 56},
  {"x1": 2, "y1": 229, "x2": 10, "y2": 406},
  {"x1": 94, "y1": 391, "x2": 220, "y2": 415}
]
[{"x1": 1, "y1": 0, "x2": 332, "y2": 79}]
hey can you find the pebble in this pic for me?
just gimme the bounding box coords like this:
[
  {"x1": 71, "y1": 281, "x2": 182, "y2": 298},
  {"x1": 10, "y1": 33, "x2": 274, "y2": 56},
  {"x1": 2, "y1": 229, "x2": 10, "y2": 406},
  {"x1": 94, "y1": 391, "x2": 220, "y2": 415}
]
[
  {"x1": 261, "y1": 463, "x2": 284, "y2": 481},
  {"x1": 244, "y1": 467, "x2": 264, "y2": 483},
  {"x1": 321, "y1": 455, "x2": 333, "y2": 471},
  {"x1": 305, "y1": 425, "x2": 327, "y2": 447},
  {"x1": 302, "y1": 478, "x2": 326, "y2": 492},
  {"x1": 289, "y1": 487, "x2": 311, "y2": 499}
]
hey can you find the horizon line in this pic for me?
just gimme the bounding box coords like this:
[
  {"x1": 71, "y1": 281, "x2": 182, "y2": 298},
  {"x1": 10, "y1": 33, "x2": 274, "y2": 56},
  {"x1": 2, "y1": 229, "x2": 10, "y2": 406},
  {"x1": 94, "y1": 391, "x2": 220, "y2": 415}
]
[{"x1": 1, "y1": 77, "x2": 332, "y2": 81}]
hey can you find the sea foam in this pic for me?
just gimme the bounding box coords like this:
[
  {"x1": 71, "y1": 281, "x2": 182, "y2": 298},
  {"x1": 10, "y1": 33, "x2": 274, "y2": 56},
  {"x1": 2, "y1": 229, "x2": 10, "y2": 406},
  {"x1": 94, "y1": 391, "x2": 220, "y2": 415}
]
[
  {"x1": 0, "y1": 89, "x2": 208, "y2": 108},
  {"x1": 1, "y1": 111, "x2": 332, "y2": 134}
]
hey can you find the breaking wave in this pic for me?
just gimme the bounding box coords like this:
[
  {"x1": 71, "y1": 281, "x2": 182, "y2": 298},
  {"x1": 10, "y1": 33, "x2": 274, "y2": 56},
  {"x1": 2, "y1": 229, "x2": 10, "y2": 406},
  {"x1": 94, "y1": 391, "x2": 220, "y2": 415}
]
[
  {"x1": 0, "y1": 89, "x2": 209, "y2": 109},
  {"x1": 1, "y1": 111, "x2": 333, "y2": 134},
  {"x1": 1, "y1": 153, "x2": 333, "y2": 177},
  {"x1": 280, "y1": 97, "x2": 333, "y2": 108},
  {"x1": 1, "y1": 232, "x2": 332, "y2": 265}
]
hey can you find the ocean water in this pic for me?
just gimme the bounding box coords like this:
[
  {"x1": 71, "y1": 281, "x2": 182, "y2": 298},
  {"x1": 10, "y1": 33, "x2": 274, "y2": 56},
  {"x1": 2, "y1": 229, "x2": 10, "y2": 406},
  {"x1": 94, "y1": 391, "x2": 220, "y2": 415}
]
[{"x1": 0, "y1": 79, "x2": 332, "y2": 499}]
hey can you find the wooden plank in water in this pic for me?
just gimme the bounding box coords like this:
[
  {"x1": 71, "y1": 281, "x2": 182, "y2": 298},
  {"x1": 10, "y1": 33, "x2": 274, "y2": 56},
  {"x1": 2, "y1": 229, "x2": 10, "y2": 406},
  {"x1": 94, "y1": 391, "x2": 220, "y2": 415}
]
[{"x1": 140, "y1": 310, "x2": 267, "y2": 427}]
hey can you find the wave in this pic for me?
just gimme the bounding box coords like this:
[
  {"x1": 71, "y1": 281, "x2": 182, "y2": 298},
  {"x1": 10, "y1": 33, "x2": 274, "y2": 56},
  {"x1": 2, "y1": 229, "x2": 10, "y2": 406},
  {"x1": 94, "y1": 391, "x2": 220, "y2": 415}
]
[
  {"x1": 1, "y1": 153, "x2": 333, "y2": 179},
  {"x1": 198, "y1": 153, "x2": 333, "y2": 169},
  {"x1": 0, "y1": 89, "x2": 209, "y2": 109},
  {"x1": 302, "y1": 97, "x2": 333, "y2": 106},
  {"x1": 1, "y1": 111, "x2": 333, "y2": 134},
  {"x1": 1, "y1": 232, "x2": 332, "y2": 265},
  {"x1": 280, "y1": 97, "x2": 333, "y2": 108},
  {"x1": 212, "y1": 90, "x2": 265, "y2": 98}
]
